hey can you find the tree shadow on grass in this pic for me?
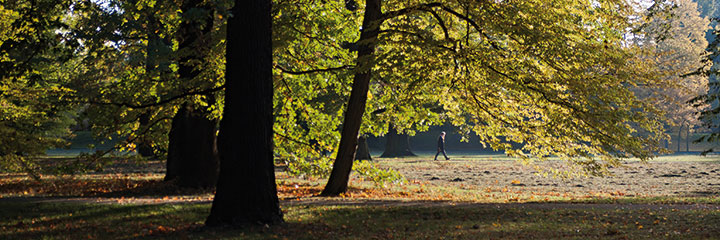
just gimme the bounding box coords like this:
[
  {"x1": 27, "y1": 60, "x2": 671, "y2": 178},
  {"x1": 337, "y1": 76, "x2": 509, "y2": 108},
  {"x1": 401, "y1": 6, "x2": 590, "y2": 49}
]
[
  {"x1": 0, "y1": 200, "x2": 209, "y2": 240},
  {"x1": 190, "y1": 201, "x2": 720, "y2": 240},
  {"x1": 0, "y1": 176, "x2": 214, "y2": 200},
  {"x1": 4, "y1": 199, "x2": 719, "y2": 239}
]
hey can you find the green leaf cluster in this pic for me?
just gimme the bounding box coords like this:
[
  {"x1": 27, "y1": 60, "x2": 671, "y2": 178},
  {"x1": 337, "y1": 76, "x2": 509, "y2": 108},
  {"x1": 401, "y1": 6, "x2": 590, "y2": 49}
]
[{"x1": 0, "y1": 0, "x2": 78, "y2": 175}]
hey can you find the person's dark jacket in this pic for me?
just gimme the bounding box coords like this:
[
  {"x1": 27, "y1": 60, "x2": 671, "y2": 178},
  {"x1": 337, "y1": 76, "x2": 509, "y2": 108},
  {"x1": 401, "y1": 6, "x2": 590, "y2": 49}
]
[{"x1": 437, "y1": 136, "x2": 445, "y2": 150}]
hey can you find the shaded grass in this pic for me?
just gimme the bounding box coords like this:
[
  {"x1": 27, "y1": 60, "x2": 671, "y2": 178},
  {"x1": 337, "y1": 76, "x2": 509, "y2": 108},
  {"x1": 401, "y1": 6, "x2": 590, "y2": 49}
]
[
  {"x1": 1, "y1": 200, "x2": 719, "y2": 239},
  {"x1": 2, "y1": 154, "x2": 720, "y2": 239}
]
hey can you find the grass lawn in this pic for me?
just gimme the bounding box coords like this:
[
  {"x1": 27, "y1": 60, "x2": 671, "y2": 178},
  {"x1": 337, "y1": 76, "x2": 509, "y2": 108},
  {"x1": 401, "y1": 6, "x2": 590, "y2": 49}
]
[
  {"x1": 1, "y1": 200, "x2": 719, "y2": 239},
  {"x1": 1, "y1": 154, "x2": 720, "y2": 239}
]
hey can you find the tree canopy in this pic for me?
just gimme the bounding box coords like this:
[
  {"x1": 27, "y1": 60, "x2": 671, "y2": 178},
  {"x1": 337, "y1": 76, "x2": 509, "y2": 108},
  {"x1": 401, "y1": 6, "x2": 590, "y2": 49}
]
[
  {"x1": 637, "y1": 0, "x2": 710, "y2": 151},
  {"x1": 275, "y1": 0, "x2": 671, "y2": 184},
  {"x1": 0, "y1": 1, "x2": 77, "y2": 177},
  {"x1": 3, "y1": 0, "x2": 716, "y2": 194}
]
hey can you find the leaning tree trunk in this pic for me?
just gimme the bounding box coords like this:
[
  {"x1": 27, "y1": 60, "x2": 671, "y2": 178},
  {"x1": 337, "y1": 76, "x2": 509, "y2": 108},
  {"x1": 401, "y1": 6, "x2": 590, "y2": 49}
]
[
  {"x1": 321, "y1": 0, "x2": 383, "y2": 196},
  {"x1": 205, "y1": 0, "x2": 282, "y2": 226},
  {"x1": 355, "y1": 135, "x2": 372, "y2": 160},
  {"x1": 380, "y1": 125, "x2": 416, "y2": 158},
  {"x1": 164, "y1": 103, "x2": 219, "y2": 188}
]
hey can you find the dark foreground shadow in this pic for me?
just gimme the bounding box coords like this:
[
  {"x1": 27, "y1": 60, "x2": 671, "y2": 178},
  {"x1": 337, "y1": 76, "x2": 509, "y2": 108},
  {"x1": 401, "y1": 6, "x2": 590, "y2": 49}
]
[{"x1": 1, "y1": 198, "x2": 719, "y2": 239}]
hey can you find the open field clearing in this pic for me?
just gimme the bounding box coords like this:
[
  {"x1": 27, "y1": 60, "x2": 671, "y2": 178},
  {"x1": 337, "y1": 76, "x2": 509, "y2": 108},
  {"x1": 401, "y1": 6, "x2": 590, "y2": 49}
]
[{"x1": 377, "y1": 153, "x2": 720, "y2": 203}]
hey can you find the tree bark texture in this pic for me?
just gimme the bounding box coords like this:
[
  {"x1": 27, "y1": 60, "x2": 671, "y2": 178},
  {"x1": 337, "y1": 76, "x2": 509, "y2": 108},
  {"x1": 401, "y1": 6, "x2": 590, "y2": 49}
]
[
  {"x1": 380, "y1": 125, "x2": 416, "y2": 158},
  {"x1": 164, "y1": 103, "x2": 219, "y2": 188},
  {"x1": 321, "y1": 0, "x2": 383, "y2": 196},
  {"x1": 205, "y1": 0, "x2": 282, "y2": 226},
  {"x1": 355, "y1": 135, "x2": 372, "y2": 160}
]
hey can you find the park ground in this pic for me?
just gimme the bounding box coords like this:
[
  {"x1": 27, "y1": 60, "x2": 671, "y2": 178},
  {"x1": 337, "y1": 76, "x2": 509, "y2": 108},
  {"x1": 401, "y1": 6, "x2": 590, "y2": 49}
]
[{"x1": 1, "y1": 153, "x2": 720, "y2": 239}]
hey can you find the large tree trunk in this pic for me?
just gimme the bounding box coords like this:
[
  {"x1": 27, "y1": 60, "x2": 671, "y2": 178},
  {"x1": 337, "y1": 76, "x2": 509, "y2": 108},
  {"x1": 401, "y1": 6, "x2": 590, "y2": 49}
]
[
  {"x1": 163, "y1": 0, "x2": 218, "y2": 188},
  {"x1": 380, "y1": 125, "x2": 416, "y2": 158},
  {"x1": 164, "y1": 103, "x2": 219, "y2": 188},
  {"x1": 321, "y1": 0, "x2": 383, "y2": 196},
  {"x1": 355, "y1": 135, "x2": 372, "y2": 160},
  {"x1": 205, "y1": 0, "x2": 282, "y2": 226}
]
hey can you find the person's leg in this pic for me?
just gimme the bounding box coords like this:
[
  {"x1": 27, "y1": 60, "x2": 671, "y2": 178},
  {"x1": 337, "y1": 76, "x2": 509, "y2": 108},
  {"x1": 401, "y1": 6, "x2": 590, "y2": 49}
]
[
  {"x1": 442, "y1": 149, "x2": 449, "y2": 160},
  {"x1": 434, "y1": 149, "x2": 440, "y2": 160}
]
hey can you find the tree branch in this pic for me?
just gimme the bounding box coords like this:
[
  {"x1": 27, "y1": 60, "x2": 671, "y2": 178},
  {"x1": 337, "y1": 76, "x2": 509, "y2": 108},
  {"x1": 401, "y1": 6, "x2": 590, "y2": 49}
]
[
  {"x1": 378, "y1": 29, "x2": 456, "y2": 52},
  {"x1": 75, "y1": 115, "x2": 173, "y2": 171},
  {"x1": 78, "y1": 85, "x2": 225, "y2": 109},
  {"x1": 426, "y1": 9, "x2": 450, "y2": 41},
  {"x1": 380, "y1": 2, "x2": 504, "y2": 52},
  {"x1": 276, "y1": 65, "x2": 352, "y2": 75},
  {"x1": 437, "y1": 5, "x2": 505, "y2": 52},
  {"x1": 381, "y1": 2, "x2": 442, "y2": 20}
]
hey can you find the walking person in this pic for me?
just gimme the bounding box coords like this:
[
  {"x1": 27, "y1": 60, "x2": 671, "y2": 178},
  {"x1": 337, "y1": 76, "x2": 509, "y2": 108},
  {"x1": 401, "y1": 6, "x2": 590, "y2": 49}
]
[{"x1": 434, "y1": 131, "x2": 450, "y2": 160}]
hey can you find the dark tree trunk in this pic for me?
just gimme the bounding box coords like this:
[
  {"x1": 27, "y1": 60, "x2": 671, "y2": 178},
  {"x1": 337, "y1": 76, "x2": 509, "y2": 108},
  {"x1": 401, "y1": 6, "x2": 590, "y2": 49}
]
[
  {"x1": 137, "y1": 10, "x2": 166, "y2": 159},
  {"x1": 205, "y1": 0, "x2": 282, "y2": 226},
  {"x1": 677, "y1": 124, "x2": 683, "y2": 153},
  {"x1": 164, "y1": 103, "x2": 219, "y2": 188},
  {"x1": 686, "y1": 127, "x2": 690, "y2": 152},
  {"x1": 380, "y1": 125, "x2": 416, "y2": 158},
  {"x1": 136, "y1": 112, "x2": 155, "y2": 158},
  {"x1": 355, "y1": 135, "x2": 372, "y2": 160},
  {"x1": 163, "y1": 0, "x2": 218, "y2": 188},
  {"x1": 321, "y1": 0, "x2": 382, "y2": 196},
  {"x1": 176, "y1": 0, "x2": 213, "y2": 80}
]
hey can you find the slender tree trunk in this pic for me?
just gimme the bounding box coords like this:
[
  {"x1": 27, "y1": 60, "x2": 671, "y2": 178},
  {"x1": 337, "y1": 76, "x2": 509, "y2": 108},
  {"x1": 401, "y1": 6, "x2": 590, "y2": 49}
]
[
  {"x1": 205, "y1": 0, "x2": 282, "y2": 226},
  {"x1": 355, "y1": 135, "x2": 372, "y2": 160},
  {"x1": 686, "y1": 126, "x2": 690, "y2": 152},
  {"x1": 677, "y1": 124, "x2": 683, "y2": 153},
  {"x1": 321, "y1": 0, "x2": 383, "y2": 196},
  {"x1": 380, "y1": 124, "x2": 416, "y2": 158}
]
